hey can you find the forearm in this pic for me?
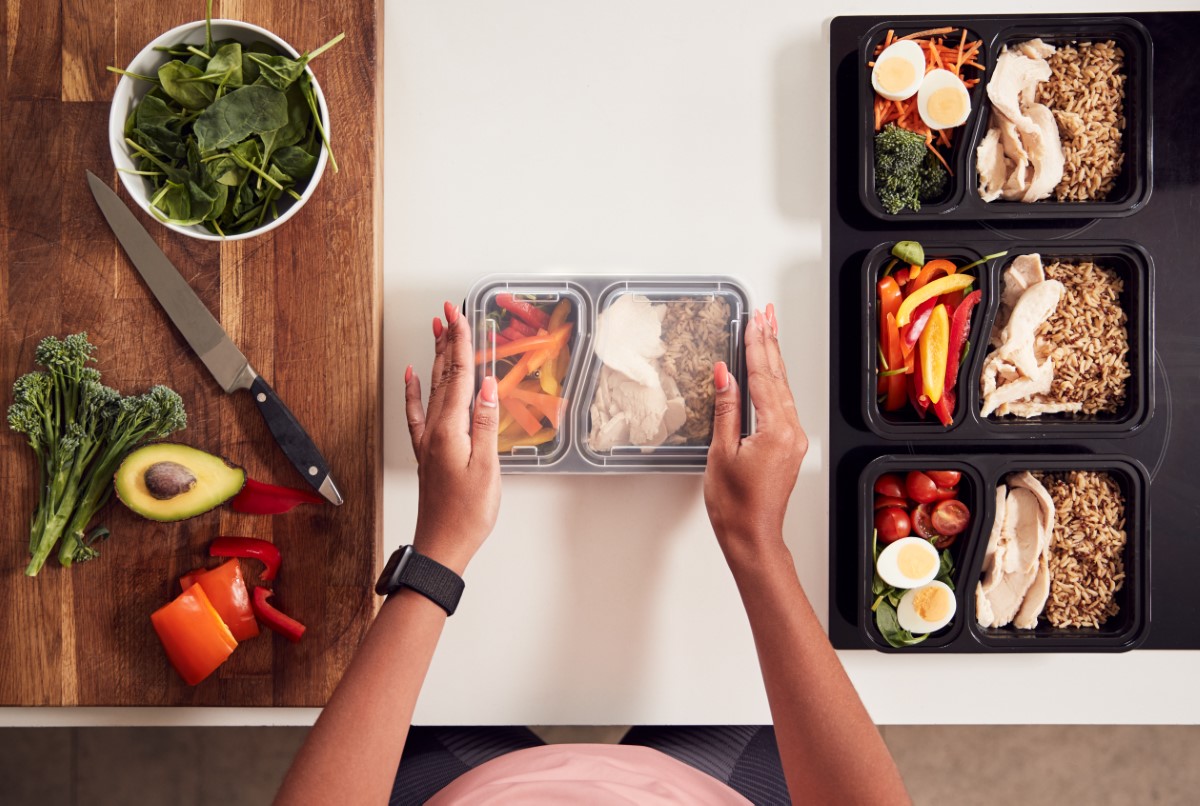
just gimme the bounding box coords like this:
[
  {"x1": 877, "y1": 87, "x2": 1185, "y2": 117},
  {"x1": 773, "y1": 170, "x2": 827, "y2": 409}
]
[
  {"x1": 722, "y1": 537, "x2": 910, "y2": 806},
  {"x1": 274, "y1": 589, "x2": 448, "y2": 805}
]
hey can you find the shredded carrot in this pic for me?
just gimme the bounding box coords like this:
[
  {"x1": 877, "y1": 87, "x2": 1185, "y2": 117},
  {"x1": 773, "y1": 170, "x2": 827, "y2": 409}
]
[
  {"x1": 884, "y1": 28, "x2": 894, "y2": 48},
  {"x1": 898, "y1": 27, "x2": 954, "y2": 41},
  {"x1": 955, "y1": 28, "x2": 967, "y2": 72}
]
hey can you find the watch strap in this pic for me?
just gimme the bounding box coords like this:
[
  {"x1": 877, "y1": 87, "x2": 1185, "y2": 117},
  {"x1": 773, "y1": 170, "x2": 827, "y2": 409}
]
[{"x1": 376, "y1": 546, "x2": 464, "y2": 616}]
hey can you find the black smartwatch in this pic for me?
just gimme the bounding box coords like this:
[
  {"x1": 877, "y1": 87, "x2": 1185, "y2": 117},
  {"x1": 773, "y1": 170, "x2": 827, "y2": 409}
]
[{"x1": 374, "y1": 545, "x2": 465, "y2": 615}]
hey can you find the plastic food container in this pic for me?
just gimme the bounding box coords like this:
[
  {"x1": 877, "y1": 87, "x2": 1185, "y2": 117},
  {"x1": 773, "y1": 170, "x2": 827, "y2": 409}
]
[
  {"x1": 859, "y1": 17, "x2": 1152, "y2": 221},
  {"x1": 466, "y1": 276, "x2": 751, "y2": 473},
  {"x1": 860, "y1": 455, "x2": 1149, "y2": 653},
  {"x1": 862, "y1": 240, "x2": 1154, "y2": 441}
]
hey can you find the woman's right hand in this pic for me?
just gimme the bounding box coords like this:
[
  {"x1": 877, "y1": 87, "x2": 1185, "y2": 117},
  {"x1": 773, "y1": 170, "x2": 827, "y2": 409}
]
[{"x1": 703, "y1": 303, "x2": 808, "y2": 560}]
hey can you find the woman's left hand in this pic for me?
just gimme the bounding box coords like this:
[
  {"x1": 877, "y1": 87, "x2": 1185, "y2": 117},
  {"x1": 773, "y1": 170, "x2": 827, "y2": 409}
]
[{"x1": 404, "y1": 302, "x2": 501, "y2": 574}]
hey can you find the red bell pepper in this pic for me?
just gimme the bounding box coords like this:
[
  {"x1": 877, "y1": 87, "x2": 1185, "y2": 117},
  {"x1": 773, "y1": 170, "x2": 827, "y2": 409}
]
[
  {"x1": 900, "y1": 296, "x2": 937, "y2": 356},
  {"x1": 151, "y1": 583, "x2": 238, "y2": 685},
  {"x1": 178, "y1": 559, "x2": 259, "y2": 642},
  {"x1": 932, "y1": 386, "x2": 955, "y2": 427},
  {"x1": 252, "y1": 587, "x2": 306, "y2": 643},
  {"x1": 231, "y1": 478, "x2": 325, "y2": 515},
  {"x1": 505, "y1": 318, "x2": 538, "y2": 337},
  {"x1": 209, "y1": 536, "x2": 282, "y2": 582},
  {"x1": 944, "y1": 290, "x2": 982, "y2": 396},
  {"x1": 908, "y1": 346, "x2": 928, "y2": 418},
  {"x1": 494, "y1": 294, "x2": 550, "y2": 329}
]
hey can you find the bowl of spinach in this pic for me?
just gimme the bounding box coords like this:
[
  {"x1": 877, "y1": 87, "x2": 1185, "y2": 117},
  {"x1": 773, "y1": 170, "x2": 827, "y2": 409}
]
[{"x1": 108, "y1": 12, "x2": 342, "y2": 240}]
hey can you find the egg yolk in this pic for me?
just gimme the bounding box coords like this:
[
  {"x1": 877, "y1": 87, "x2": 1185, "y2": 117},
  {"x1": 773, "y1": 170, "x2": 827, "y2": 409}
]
[
  {"x1": 877, "y1": 57, "x2": 916, "y2": 94},
  {"x1": 911, "y1": 585, "x2": 952, "y2": 622},
  {"x1": 898, "y1": 544, "x2": 936, "y2": 580},
  {"x1": 928, "y1": 85, "x2": 966, "y2": 125}
]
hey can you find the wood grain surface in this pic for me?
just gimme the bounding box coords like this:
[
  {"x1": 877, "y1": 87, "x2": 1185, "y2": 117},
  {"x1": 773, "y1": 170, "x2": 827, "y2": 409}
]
[{"x1": 0, "y1": 0, "x2": 381, "y2": 705}]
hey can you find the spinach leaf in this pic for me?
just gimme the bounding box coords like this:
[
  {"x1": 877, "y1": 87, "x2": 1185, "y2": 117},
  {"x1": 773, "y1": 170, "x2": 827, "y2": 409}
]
[
  {"x1": 158, "y1": 61, "x2": 215, "y2": 109},
  {"x1": 194, "y1": 84, "x2": 288, "y2": 153},
  {"x1": 197, "y1": 42, "x2": 244, "y2": 87},
  {"x1": 875, "y1": 601, "x2": 929, "y2": 648},
  {"x1": 273, "y1": 146, "x2": 316, "y2": 181},
  {"x1": 248, "y1": 52, "x2": 306, "y2": 91}
]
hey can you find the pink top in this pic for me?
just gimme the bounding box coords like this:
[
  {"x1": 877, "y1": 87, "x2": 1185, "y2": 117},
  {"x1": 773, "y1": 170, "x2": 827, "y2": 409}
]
[{"x1": 425, "y1": 744, "x2": 753, "y2": 805}]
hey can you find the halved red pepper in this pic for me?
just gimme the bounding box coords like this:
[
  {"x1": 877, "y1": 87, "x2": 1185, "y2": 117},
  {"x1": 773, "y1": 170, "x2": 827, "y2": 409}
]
[
  {"x1": 943, "y1": 290, "x2": 982, "y2": 396},
  {"x1": 252, "y1": 587, "x2": 306, "y2": 643},
  {"x1": 210, "y1": 536, "x2": 282, "y2": 581},
  {"x1": 151, "y1": 583, "x2": 238, "y2": 685},
  {"x1": 494, "y1": 294, "x2": 550, "y2": 329},
  {"x1": 231, "y1": 478, "x2": 325, "y2": 515}
]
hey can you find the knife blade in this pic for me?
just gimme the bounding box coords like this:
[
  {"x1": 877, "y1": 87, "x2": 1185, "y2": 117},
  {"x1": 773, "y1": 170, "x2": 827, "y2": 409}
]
[{"x1": 87, "y1": 170, "x2": 343, "y2": 506}]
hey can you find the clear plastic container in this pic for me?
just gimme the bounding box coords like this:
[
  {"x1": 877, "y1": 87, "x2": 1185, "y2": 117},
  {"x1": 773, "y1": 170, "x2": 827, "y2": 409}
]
[{"x1": 466, "y1": 275, "x2": 751, "y2": 473}]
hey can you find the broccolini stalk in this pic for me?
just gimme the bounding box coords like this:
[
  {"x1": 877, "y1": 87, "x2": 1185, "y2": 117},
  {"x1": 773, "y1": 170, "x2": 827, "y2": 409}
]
[{"x1": 7, "y1": 334, "x2": 187, "y2": 575}]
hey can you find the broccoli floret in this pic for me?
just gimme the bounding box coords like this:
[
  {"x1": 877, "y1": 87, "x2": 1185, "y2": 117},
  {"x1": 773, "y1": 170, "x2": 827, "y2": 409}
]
[
  {"x1": 918, "y1": 150, "x2": 949, "y2": 202},
  {"x1": 874, "y1": 124, "x2": 950, "y2": 215},
  {"x1": 7, "y1": 334, "x2": 187, "y2": 575}
]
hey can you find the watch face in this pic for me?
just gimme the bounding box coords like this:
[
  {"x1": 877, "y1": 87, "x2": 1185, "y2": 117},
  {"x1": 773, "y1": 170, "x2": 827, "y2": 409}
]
[{"x1": 375, "y1": 546, "x2": 413, "y2": 596}]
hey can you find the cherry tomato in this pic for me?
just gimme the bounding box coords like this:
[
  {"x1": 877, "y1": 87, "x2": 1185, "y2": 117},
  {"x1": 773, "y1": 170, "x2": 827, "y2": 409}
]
[
  {"x1": 874, "y1": 473, "x2": 905, "y2": 499},
  {"x1": 910, "y1": 503, "x2": 937, "y2": 540},
  {"x1": 873, "y1": 495, "x2": 909, "y2": 510},
  {"x1": 927, "y1": 470, "x2": 962, "y2": 487},
  {"x1": 931, "y1": 532, "x2": 957, "y2": 550},
  {"x1": 932, "y1": 485, "x2": 959, "y2": 502},
  {"x1": 905, "y1": 471, "x2": 939, "y2": 504},
  {"x1": 932, "y1": 499, "x2": 971, "y2": 536},
  {"x1": 875, "y1": 508, "x2": 911, "y2": 543}
]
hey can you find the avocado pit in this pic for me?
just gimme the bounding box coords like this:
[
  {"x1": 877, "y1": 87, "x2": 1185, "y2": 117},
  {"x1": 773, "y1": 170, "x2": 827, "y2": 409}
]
[{"x1": 143, "y1": 461, "x2": 197, "y2": 500}]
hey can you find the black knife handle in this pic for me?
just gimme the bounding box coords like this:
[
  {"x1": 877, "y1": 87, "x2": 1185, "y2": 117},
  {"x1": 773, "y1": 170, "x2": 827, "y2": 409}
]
[{"x1": 249, "y1": 375, "x2": 341, "y2": 504}]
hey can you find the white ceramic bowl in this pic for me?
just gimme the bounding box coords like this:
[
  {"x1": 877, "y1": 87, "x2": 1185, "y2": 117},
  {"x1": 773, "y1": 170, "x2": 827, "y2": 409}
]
[{"x1": 108, "y1": 19, "x2": 331, "y2": 241}]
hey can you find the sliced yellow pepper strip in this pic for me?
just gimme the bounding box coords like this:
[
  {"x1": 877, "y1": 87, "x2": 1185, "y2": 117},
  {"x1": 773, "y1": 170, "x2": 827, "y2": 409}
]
[
  {"x1": 895, "y1": 274, "x2": 974, "y2": 326},
  {"x1": 919, "y1": 304, "x2": 949, "y2": 404}
]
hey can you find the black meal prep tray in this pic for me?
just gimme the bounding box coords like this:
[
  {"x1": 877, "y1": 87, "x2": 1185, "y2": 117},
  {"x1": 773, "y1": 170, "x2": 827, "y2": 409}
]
[{"x1": 830, "y1": 12, "x2": 1200, "y2": 652}]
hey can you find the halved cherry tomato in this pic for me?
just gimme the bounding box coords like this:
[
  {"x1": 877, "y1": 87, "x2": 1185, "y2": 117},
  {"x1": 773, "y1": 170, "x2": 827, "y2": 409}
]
[
  {"x1": 932, "y1": 486, "x2": 959, "y2": 502},
  {"x1": 875, "y1": 508, "x2": 911, "y2": 543},
  {"x1": 931, "y1": 532, "x2": 958, "y2": 550},
  {"x1": 905, "y1": 471, "x2": 939, "y2": 504},
  {"x1": 910, "y1": 503, "x2": 937, "y2": 540},
  {"x1": 927, "y1": 470, "x2": 961, "y2": 487},
  {"x1": 932, "y1": 499, "x2": 971, "y2": 536},
  {"x1": 873, "y1": 495, "x2": 909, "y2": 510},
  {"x1": 873, "y1": 474, "x2": 905, "y2": 499}
]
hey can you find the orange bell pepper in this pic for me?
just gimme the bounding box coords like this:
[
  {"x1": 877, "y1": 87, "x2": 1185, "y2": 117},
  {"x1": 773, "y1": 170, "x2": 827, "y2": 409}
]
[
  {"x1": 500, "y1": 396, "x2": 543, "y2": 437},
  {"x1": 877, "y1": 276, "x2": 903, "y2": 342},
  {"x1": 883, "y1": 313, "x2": 906, "y2": 412},
  {"x1": 507, "y1": 388, "x2": 565, "y2": 429},
  {"x1": 907, "y1": 258, "x2": 957, "y2": 294},
  {"x1": 919, "y1": 304, "x2": 949, "y2": 404},
  {"x1": 151, "y1": 583, "x2": 238, "y2": 686},
  {"x1": 177, "y1": 559, "x2": 259, "y2": 642}
]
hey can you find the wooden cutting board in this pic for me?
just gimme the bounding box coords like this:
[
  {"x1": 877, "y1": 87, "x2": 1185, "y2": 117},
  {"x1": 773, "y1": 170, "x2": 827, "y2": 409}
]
[{"x1": 0, "y1": 0, "x2": 380, "y2": 705}]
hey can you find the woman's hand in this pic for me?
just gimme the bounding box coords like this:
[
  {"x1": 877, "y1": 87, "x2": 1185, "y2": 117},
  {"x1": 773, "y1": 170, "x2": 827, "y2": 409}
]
[
  {"x1": 704, "y1": 303, "x2": 808, "y2": 559},
  {"x1": 404, "y1": 302, "x2": 501, "y2": 574}
]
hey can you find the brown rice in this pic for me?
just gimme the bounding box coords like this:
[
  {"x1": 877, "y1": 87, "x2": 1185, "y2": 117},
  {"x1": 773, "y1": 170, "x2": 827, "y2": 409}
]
[
  {"x1": 1034, "y1": 471, "x2": 1126, "y2": 628},
  {"x1": 1036, "y1": 260, "x2": 1130, "y2": 414},
  {"x1": 660, "y1": 297, "x2": 731, "y2": 443},
  {"x1": 1037, "y1": 40, "x2": 1127, "y2": 202}
]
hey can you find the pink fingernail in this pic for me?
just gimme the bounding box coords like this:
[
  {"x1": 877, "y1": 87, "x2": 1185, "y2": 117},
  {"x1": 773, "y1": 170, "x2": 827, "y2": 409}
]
[
  {"x1": 404, "y1": 364, "x2": 413, "y2": 384},
  {"x1": 754, "y1": 310, "x2": 765, "y2": 330},
  {"x1": 714, "y1": 361, "x2": 729, "y2": 392},
  {"x1": 766, "y1": 302, "x2": 778, "y2": 335},
  {"x1": 445, "y1": 302, "x2": 460, "y2": 324},
  {"x1": 480, "y1": 375, "x2": 498, "y2": 407},
  {"x1": 432, "y1": 317, "x2": 444, "y2": 338}
]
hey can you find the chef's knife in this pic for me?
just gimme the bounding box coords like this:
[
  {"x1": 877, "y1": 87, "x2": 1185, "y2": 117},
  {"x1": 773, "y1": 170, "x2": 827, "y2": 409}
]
[{"x1": 86, "y1": 170, "x2": 343, "y2": 506}]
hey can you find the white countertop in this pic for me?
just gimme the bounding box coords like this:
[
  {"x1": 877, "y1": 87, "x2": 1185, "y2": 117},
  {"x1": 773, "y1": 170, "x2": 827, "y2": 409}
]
[{"x1": 6, "y1": 0, "x2": 1199, "y2": 728}]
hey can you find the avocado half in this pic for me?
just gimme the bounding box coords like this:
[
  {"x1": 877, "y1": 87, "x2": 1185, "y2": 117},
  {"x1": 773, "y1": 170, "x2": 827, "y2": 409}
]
[{"x1": 115, "y1": 443, "x2": 246, "y2": 522}]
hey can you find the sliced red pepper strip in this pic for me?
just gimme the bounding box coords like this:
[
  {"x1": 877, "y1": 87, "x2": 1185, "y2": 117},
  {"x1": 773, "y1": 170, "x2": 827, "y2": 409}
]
[
  {"x1": 494, "y1": 294, "x2": 550, "y2": 329},
  {"x1": 231, "y1": 478, "x2": 325, "y2": 515},
  {"x1": 505, "y1": 318, "x2": 537, "y2": 337},
  {"x1": 932, "y1": 385, "x2": 955, "y2": 427},
  {"x1": 210, "y1": 537, "x2": 282, "y2": 582},
  {"x1": 252, "y1": 587, "x2": 306, "y2": 643},
  {"x1": 908, "y1": 348, "x2": 929, "y2": 418},
  {"x1": 944, "y1": 290, "x2": 982, "y2": 396},
  {"x1": 900, "y1": 296, "x2": 937, "y2": 356}
]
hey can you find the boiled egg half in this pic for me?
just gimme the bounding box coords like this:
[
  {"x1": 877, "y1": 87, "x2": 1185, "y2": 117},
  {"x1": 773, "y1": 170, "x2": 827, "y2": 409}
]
[
  {"x1": 897, "y1": 580, "x2": 957, "y2": 633},
  {"x1": 871, "y1": 40, "x2": 926, "y2": 102},
  {"x1": 917, "y1": 68, "x2": 971, "y2": 130},
  {"x1": 875, "y1": 536, "x2": 940, "y2": 589}
]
